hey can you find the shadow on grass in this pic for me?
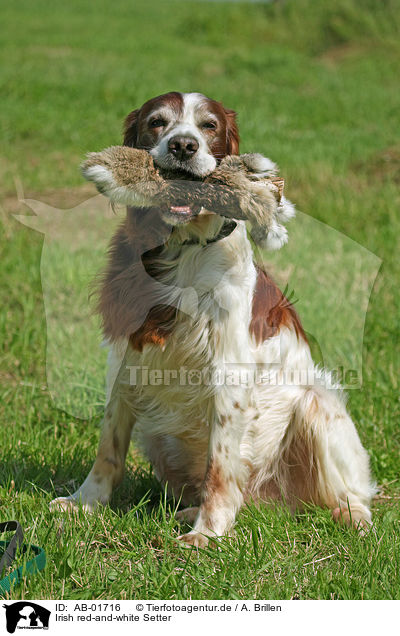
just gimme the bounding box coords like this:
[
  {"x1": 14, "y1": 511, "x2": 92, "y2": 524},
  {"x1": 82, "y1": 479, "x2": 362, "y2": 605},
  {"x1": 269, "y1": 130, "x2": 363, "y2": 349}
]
[{"x1": 0, "y1": 452, "x2": 174, "y2": 517}]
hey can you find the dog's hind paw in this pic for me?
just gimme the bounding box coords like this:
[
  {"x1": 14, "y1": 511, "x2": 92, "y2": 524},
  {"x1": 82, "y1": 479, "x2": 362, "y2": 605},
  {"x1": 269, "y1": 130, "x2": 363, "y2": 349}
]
[{"x1": 175, "y1": 507, "x2": 199, "y2": 524}]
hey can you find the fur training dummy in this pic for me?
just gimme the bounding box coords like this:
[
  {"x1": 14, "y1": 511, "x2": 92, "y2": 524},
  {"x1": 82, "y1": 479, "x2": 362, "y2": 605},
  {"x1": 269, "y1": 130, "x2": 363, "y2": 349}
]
[{"x1": 81, "y1": 146, "x2": 295, "y2": 249}]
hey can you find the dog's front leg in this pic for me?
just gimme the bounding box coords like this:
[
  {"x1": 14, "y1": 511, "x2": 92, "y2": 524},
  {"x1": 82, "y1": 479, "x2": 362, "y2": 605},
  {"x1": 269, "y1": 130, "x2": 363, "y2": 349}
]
[
  {"x1": 50, "y1": 393, "x2": 135, "y2": 512},
  {"x1": 178, "y1": 402, "x2": 248, "y2": 548}
]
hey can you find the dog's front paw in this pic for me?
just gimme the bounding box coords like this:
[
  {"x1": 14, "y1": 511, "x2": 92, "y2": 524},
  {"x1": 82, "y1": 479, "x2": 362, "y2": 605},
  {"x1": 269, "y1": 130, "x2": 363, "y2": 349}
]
[
  {"x1": 332, "y1": 506, "x2": 372, "y2": 535},
  {"x1": 49, "y1": 496, "x2": 97, "y2": 514},
  {"x1": 177, "y1": 531, "x2": 209, "y2": 548}
]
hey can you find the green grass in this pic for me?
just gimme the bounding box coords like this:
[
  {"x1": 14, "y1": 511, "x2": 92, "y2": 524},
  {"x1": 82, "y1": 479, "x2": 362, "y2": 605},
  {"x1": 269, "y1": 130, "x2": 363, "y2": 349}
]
[{"x1": 1, "y1": 0, "x2": 399, "y2": 600}]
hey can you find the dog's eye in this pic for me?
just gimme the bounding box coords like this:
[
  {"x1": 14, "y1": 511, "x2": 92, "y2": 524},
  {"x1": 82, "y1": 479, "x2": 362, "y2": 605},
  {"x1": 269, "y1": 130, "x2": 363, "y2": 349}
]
[
  {"x1": 150, "y1": 118, "x2": 167, "y2": 128},
  {"x1": 201, "y1": 121, "x2": 217, "y2": 130}
]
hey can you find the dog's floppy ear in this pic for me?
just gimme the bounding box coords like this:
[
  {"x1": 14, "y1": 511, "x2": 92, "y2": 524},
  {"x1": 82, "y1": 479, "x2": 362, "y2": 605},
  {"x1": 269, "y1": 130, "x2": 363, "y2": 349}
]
[
  {"x1": 225, "y1": 108, "x2": 240, "y2": 155},
  {"x1": 123, "y1": 108, "x2": 140, "y2": 147}
]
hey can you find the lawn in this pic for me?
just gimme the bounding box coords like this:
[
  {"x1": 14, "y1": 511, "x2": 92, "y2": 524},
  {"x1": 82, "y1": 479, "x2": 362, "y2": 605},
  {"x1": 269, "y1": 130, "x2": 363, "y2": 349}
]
[{"x1": 0, "y1": 0, "x2": 399, "y2": 599}]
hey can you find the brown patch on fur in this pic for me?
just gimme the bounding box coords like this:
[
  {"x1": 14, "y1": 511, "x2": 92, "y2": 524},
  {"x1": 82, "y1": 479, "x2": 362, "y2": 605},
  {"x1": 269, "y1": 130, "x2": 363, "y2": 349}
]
[
  {"x1": 284, "y1": 433, "x2": 319, "y2": 507},
  {"x1": 198, "y1": 98, "x2": 240, "y2": 159},
  {"x1": 123, "y1": 92, "x2": 184, "y2": 149},
  {"x1": 129, "y1": 309, "x2": 173, "y2": 351},
  {"x1": 250, "y1": 266, "x2": 307, "y2": 344},
  {"x1": 123, "y1": 109, "x2": 140, "y2": 148},
  {"x1": 97, "y1": 208, "x2": 178, "y2": 350},
  {"x1": 202, "y1": 458, "x2": 225, "y2": 512},
  {"x1": 225, "y1": 109, "x2": 240, "y2": 155},
  {"x1": 219, "y1": 107, "x2": 240, "y2": 156},
  {"x1": 219, "y1": 415, "x2": 227, "y2": 427}
]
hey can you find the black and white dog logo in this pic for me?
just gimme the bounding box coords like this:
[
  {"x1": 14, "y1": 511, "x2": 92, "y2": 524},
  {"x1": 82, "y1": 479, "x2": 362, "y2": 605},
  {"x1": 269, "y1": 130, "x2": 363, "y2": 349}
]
[{"x1": 2, "y1": 603, "x2": 50, "y2": 633}]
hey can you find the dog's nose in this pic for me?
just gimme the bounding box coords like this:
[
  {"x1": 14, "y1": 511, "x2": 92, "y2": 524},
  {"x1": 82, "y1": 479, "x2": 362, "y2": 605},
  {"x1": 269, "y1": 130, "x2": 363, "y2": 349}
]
[{"x1": 168, "y1": 136, "x2": 199, "y2": 160}]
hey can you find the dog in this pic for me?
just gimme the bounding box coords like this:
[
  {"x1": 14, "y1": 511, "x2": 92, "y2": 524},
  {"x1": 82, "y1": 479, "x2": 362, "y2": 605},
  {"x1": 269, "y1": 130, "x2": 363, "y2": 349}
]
[{"x1": 50, "y1": 92, "x2": 375, "y2": 546}]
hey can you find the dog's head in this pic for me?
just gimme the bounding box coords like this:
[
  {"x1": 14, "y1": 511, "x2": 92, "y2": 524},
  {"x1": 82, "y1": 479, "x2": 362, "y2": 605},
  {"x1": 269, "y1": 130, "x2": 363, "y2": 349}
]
[{"x1": 123, "y1": 92, "x2": 240, "y2": 178}]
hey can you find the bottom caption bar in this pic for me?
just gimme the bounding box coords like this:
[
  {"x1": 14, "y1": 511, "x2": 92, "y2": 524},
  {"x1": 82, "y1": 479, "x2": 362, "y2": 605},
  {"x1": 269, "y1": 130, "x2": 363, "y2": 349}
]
[{"x1": 0, "y1": 600, "x2": 397, "y2": 634}]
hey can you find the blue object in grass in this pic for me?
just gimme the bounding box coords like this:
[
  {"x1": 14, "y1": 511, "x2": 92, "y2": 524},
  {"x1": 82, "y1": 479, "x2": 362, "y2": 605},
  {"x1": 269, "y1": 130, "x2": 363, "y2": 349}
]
[{"x1": 0, "y1": 522, "x2": 46, "y2": 597}]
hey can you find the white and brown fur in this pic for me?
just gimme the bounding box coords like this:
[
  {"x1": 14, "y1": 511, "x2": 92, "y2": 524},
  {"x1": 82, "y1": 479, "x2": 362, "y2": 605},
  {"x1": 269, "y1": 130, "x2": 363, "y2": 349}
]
[{"x1": 51, "y1": 92, "x2": 375, "y2": 546}]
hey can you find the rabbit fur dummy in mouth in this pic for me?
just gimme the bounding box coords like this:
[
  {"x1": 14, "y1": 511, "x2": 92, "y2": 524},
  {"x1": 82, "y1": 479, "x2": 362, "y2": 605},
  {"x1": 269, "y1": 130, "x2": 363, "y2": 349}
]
[{"x1": 81, "y1": 146, "x2": 295, "y2": 250}]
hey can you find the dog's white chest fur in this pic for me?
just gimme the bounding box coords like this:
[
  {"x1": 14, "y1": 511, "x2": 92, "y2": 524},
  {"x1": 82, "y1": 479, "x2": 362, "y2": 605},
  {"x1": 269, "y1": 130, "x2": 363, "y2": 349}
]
[{"x1": 108, "y1": 223, "x2": 256, "y2": 439}]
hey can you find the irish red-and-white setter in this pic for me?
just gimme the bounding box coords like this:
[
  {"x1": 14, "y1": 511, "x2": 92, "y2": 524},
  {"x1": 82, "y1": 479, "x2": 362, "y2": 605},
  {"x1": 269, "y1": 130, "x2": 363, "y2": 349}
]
[{"x1": 51, "y1": 92, "x2": 374, "y2": 546}]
